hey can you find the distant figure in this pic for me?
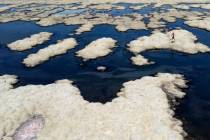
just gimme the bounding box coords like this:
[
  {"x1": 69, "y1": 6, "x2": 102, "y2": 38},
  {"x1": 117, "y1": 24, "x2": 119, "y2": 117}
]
[{"x1": 171, "y1": 32, "x2": 175, "y2": 43}]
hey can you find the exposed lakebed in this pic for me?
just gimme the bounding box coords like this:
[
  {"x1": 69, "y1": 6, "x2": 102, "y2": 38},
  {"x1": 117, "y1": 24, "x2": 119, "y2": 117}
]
[
  {"x1": 0, "y1": 2, "x2": 210, "y2": 140},
  {"x1": 0, "y1": 20, "x2": 210, "y2": 139}
]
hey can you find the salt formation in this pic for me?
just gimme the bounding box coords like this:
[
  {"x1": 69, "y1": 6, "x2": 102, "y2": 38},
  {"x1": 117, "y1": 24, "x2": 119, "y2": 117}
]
[
  {"x1": 38, "y1": 13, "x2": 146, "y2": 32},
  {"x1": 147, "y1": 18, "x2": 166, "y2": 29},
  {"x1": 173, "y1": 5, "x2": 190, "y2": 10},
  {"x1": 185, "y1": 18, "x2": 210, "y2": 31},
  {"x1": 0, "y1": 73, "x2": 187, "y2": 140},
  {"x1": 8, "y1": 32, "x2": 53, "y2": 51},
  {"x1": 0, "y1": 0, "x2": 208, "y2": 5},
  {"x1": 76, "y1": 37, "x2": 117, "y2": 60},
  {"x1": 131, "y1": 55, "x2": 154, "y2": 66},
  {"x1": 0, "y1": 75, "x2": 17, "y2": 92},
  {"x1": 37, "y1": 16, "x2": 65, "y2": 26},
  {"x1": 200, "y1": 4, "x2": 210, "y2": 10},
  {"x1": 130, "y1": 4, "x2": 148, "y2": 10},
  {"x1": 88, "y1": 4, "x2": 125, "y2": 10},
  {"x1": 0, "y1": 1, "x2": 208, "y2": 27},
  {"x1": 23, "y1": 38, "x2": 77, "y2": 67},
  {"x1": 75, "y1": 23, "x2": 94, "y2": 34},
  {"x1": 128, "y1": 29, "x2": 210, "y2": 54},
  {"x1": 0, "y1": 4, "x2": 17, "y2": 12},
  {"x1": 113, "y1": 14, "x2": 146, "y2": 32},
  {"x1": 147, "y1": 9, "x2": 205, "y2": 26},
  {"x1": 2, "y1": 2, "x2": 202, "y2": 31},
  {"x1": 191, "y1": 4, "x2": 210, "y2": 10}
]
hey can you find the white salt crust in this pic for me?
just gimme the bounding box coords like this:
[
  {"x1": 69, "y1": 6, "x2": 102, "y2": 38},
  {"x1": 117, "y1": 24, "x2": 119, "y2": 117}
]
[
  {"x1": 0, "y1": 75, "x2": 17, "y2": 93},
  {"x1": 75, "y1": 23, "x2": 94, "y2": 34},
  {"x1": 0, "y1": 0, "x2": 209, "y2": 5},
  {"x1": 128, "y1": 29, "x2": 210, "y2": 54},
  {"x1": 36, "y1": 13, "x2": 145, "y2": 32},
  {"x1": 185, "y1": 18, "x2": 210, "y2": 31},
  {"x1": 88, "y1": 4, "x2": 125, "y2": 10},
  {"x1": 173, "y1": 5, "x2": 190, "y2": 10},
  {"x1": 8, "y1": 32, "x2": 53, "y2": 51},
  {"x1": 200, "y1": 4, "x2": 210, "y2": 10},
  {"x1": 130, "y1": 4, "x2": 149, "y2": 10},
  {"x1": 190, "y1": 4, "x2": 210, "y2": 10},
  {"x1": 0, "y1": 73, "x2": 187, "y2": 140},
  {"x1": 76, "y1": 37, "x2": 117, "y2": 61},
  {"x1": 0, "y1": 5, "x2": 18, "y2": 12},
  {"x1": 1, "y1": 2, "x2": 208, "y2": 32},
  {"x1": 23, "y1": 38, "x2": 77, "y2": 67},
  {"x1": 131, "y1": 55, "x2": 154, "y2": 66}
]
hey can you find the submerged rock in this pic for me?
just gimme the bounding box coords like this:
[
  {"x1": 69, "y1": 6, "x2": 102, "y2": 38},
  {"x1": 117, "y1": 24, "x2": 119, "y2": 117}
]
[{"x1": 13, "y1": 115, "x2": 44, "y2": 140}]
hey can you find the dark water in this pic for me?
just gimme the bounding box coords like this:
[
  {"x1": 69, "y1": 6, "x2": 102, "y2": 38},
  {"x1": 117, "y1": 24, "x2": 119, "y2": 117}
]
[{"x1": 0, "y1": 19, "x2": 210, "y2": 139}]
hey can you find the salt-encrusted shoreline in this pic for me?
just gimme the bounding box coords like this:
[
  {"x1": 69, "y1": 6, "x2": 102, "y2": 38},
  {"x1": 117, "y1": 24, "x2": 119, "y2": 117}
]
[
  {"x1": 8, "y1": 32, "x2": 53, "y2": 51},
  {"x1": 0, "y1": 2, "x2": 209, "y2": 33},
  {"x1": 23, "y1": 38, "x2": 77, "y2": 67},
  {"x1": 75, "y1": 23, "x2": 94, "y2": 35},
  {"x1": 0, "y1": 75, "x2": 17, "y2": 92},
  {"x1": 76, "y1": 37, "x2": 117, "y2": 61},
  {"x1": 0, "y1": 0, "x2": 209, "y2": 5},
  {"x1": 0, "y1": 73, "x2": 187, "y2": 140},
  {"x1": 128, "y1": 29, "x2": 210, "y2": 54},
  {"x1": 0, "y1": 1, "x2": 209, "y2": 140},
  {"x1": 185, "y1": 18, "x2": 210, "y2": 31},
  {"x1": 128, "y1": 29, "x2": 210, "y2": 66}
]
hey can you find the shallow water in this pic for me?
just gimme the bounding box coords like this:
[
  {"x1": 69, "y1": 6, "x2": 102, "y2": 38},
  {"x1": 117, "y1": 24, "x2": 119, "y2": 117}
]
[
  {"x1": 0, "y1": 4, "x2": 8, "y2": 8},
  {"x1": 0, "y1": 12, "x2": 210, "y2": 140},
  {"x1": 90, "y1": 3, "x2": 169, "y2": 16},
  {"x1": 102, "y1": 3, "x2": 207, "y2": 15},
  {"x1": 190, "y1": 7, "x2": 210, "y2": 12},
  {"x1": 76, "y1": 3, "x2": 205, "y2": 17},
  {"x1": 55, "y1": 8, "x2": 88, "y2": 16}
]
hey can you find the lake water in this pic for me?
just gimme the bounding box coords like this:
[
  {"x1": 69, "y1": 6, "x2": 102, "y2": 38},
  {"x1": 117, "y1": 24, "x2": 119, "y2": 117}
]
[{"x1": 0, "y1": 4, "x2": 210, "y2": 140}]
